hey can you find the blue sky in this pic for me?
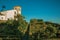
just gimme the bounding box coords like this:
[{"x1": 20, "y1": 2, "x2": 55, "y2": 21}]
[{"x1": 0, "y1": 0, "x2": 60, "y2": 24}]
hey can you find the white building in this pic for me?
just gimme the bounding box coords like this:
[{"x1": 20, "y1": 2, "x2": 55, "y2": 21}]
[{"x1": 0, "y1": 6, "x2": 21, "y2": 21}]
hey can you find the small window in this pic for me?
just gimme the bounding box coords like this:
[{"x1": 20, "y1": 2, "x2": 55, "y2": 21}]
[
  {"x1": 1, "y1": 17, "x2": 3, "y2": 20},
  {"x1": 8, "y1": 18, "x2": 9, "y2": 20},
  {"x1": 14, "y1": 11, "x2": 17, "y2": 14}
]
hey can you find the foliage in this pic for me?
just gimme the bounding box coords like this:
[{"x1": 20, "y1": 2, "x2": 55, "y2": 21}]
[
  {"x1": 29, "y1": 19, "x2": 58, "y2": 40},
  {"x1": 44, "y1": 24, "x2": 57, "y2": 38},
  {"x1": 17, "y1": 15, "x2": 28, "y2": 34},
  {"x1": 0, "y1": 15, "x2": 59, "y2": 40}
]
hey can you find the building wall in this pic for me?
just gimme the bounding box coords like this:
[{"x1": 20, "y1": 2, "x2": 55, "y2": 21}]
[
  {"x1": 0, "y1": 6, "x2": 21, "y2": 21},
  {"x1": 6, "y1": 10, "x2": 17, "y2": 20},
  {"x1": 14, "y1": 6, "x2": 21, "y2": 14},
  {"x1": 0, "y1": 10, "x2": 17, "y2": 20}
]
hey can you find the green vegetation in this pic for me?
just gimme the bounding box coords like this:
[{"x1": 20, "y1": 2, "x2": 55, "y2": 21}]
[{"x1": 0, "y1": 15, "x2": 60, "y2": 40}]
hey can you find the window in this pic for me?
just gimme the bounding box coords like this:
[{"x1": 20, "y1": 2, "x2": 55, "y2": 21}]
[
  {"x1": 8, "y1": 18, "x2": 9, "y2": 20},
  {"x1": 14, "y1": 11, "x2": 17, "y2": 15},
  {"x1": 14, "y1": 12, "x2": 16, "y2": 14},
  {"x1": 1, "y1": 17, "x2": 3, "y2": 20}
]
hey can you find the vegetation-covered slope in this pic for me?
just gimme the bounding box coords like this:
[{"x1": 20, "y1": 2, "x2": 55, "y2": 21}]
[{"x1": 0, "y1": 15, "x2": 60, "y2": 40}]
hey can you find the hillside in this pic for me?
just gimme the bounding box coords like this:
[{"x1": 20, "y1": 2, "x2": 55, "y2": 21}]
[{"x1": 0, "y1": 15, "x2": 60, "y2": 40}]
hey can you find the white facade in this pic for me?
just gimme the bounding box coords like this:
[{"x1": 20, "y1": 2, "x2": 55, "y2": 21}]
[
  {"x1": 0, "y1": 6, "x2": 21, "y2": 21},
  {"x1": 6, "y1": 10, "x2": 16, "y2": 20}
]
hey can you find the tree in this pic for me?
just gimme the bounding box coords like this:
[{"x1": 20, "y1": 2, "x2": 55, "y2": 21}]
[
  {"x1": 17, "y1": 15, "x2": 28, "y2": 34},
  {"x1": 0, "y1": 18, "x2": 23, "y2": 40},
  {"x1": 44, "y1": 24, "x2": 57, "y2": 38}
]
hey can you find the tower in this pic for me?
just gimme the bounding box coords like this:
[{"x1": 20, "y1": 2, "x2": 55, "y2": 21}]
[{"x1": 14, "y1": 6, "x2": 21, "y2": 14}]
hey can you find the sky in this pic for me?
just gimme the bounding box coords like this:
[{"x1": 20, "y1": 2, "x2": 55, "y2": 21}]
[{"x1": 0, "y1": 0, "x2": 60, "y2": 24}]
